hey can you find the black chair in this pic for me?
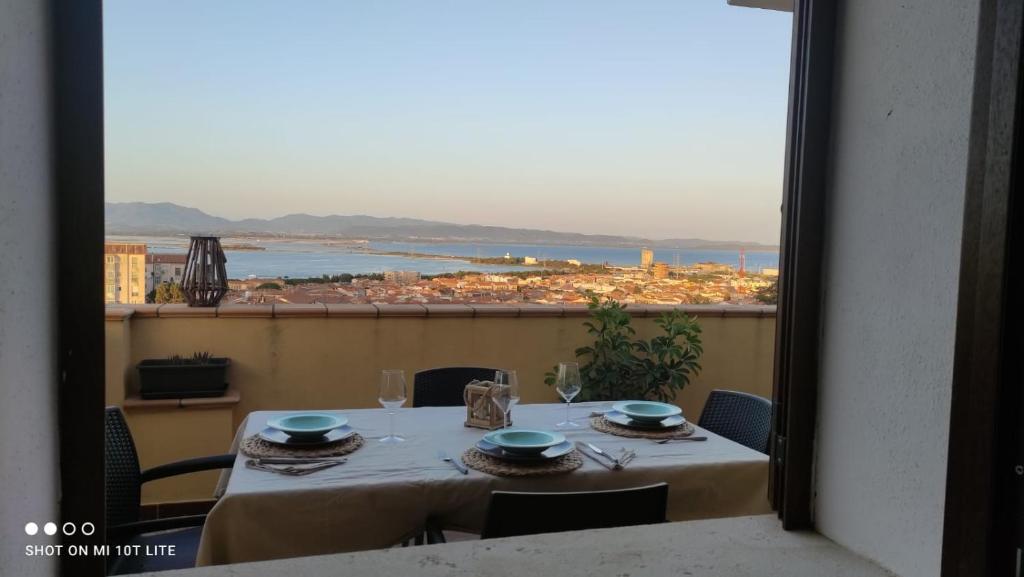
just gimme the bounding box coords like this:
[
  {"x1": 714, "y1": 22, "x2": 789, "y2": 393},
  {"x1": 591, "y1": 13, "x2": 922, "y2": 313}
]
[
  {"x1": 697, "y1": 389, "x2": 772, "y2": 454},
  {"x1": 105, "y1": 407, "x2": 235, "y2": 575},
  {"x1": 427, "y1": 483, "x2": 668, "y2": 543},
  {"x1": 412, "y1": 366, "x2": 501, "y2": 408}
]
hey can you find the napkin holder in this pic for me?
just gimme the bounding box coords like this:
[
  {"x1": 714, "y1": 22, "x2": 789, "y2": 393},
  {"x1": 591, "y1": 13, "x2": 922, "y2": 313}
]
[{"x1": 464, "y1": 380, "x2": 510, "y2": 430}]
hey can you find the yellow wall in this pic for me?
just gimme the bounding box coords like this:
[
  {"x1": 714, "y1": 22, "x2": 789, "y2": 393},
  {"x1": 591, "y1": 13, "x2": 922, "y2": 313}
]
[
  {"x1": 105, "y1": 304, "x2": 775, "y2": 504},
  {"x1": 104, "y1": 243, "x2": 147, "y2": 304}
]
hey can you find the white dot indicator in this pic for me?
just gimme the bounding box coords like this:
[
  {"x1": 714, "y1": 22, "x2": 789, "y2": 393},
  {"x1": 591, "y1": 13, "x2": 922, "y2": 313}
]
[
  {"x1": 25, "y1": 522, "x2": 38, "y2": 536},
  {"x1": 43, "y1": 522, "x2": 57, "y2": 536}
]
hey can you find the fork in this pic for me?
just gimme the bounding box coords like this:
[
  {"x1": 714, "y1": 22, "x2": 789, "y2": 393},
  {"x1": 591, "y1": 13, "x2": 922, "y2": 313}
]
[
  {"x1": 615, "y1": 448, "x2": 638, "y2": 468},
  {"x1": 654, "y1": 436, "x2": 708, "y2": 444},
  {"x1": 257, "y1": 457, "x2": 347, "y2": 464},
  {"x1": 245, "y1": 459, "x2": 343, "y2": 476}
]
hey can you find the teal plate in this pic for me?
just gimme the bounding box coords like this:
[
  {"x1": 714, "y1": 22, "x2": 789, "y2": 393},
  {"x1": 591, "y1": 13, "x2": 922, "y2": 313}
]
[
  {"x1": 605, "y1": 410, "x2": 686, "y2": 430},
  {"x1": 258, "y1": 425, "x2": 354, "y2": 446},
  {"x1": 266, "y1": 412, "x2": 349, "y2": 440},
  {"x1": 611, "y1": 401, "x2": 683, "y2": 424},
  {"x1": 475, "y1": 438, "x2": 574, "y2": 462},
  {"x1": 483, "y1": 429, "x2": 566, "y2": 455}
]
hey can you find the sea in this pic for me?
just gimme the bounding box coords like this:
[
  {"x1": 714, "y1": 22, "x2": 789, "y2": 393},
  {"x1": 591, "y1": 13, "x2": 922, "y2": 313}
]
[{"x1": 108, "y1": 236, "x2": 780, "y2": 279}]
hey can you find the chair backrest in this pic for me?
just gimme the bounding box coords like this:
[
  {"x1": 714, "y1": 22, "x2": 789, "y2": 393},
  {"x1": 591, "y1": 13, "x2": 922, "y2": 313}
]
[
  {"x1": 412, "y1": 366, "x2": 501, "y2": 408},
  {"x1": 698, "y1": 389, "x2": 772, "y2": 454},
  {"x1": 105, "y1": 407, "x2": 142, "y2": 528},
  {"x1": 481, "y1": 483, "x2": 668, "y2": 539}
]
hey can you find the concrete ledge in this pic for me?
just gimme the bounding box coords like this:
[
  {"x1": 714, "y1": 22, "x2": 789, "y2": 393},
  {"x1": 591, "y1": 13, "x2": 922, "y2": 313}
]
[
  {"x1": 273, "y1": 304, "x2": 327, "y2": 318},
  {"x1": 142, "y1": 516, "x2": 893, "y2": 577},
  {"x1": 562, "y1": 305, "x2": 591, "y2": 318},
  {"x1": 105, "y1": 303, "x2": 777, "y2": 319},
  {"x1": 424, "y1": 304, "x2": 475, "y2": 318},
  {"x1": 124, "y1": 389, "x2": 241, "y2": 410},
  {"x1": 326, "y1": 304, "x2": 379, "y2": 318},
  {"x1": 131, "y1": 304, "x2": 163, "y2": 318},
  {"x1": 623, "y1": 304, "x2": 647, "y2": 317},
  {"x1": 517, "y1": 305, "x2": 565, "y2": 318},
  {"x1": 158, "y1": 304, "x2": 218, "y2": 318},
  {"x1": 375, "y1": 304, "x2": 428, "y2": 317},
  {"x1": 217, "y1": 304, "x2": 274, "y2": 318},
  {"x1": 470, "y1": 304, "x2": 520, "y2": 317},
  {"x1": 105, "y1": 307, "x2": 135, "y2": 320}
]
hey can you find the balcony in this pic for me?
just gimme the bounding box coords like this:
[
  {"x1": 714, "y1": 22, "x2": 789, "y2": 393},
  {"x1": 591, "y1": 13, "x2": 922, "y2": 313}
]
[{"x1": 104, "y1": 303, "x2": 776, "y2": 506}]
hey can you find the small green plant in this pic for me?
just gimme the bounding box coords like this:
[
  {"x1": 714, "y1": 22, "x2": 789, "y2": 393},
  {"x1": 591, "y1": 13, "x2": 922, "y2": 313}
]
[
  {"x1": 167, "y1": 351, "x2": 214, "y2": 365},
  {"x1": 545, "y1": 295, "x2": 703, "y2": 402},
  {"x1": 754, "y1": 278, "x2": 778, "y2": 304},
  {"x1": 256, "y1": 282, "x2": 283, "y2": 290},
  {"x1": 151, "y1": 282, "x2": 186, "y2": 304}
]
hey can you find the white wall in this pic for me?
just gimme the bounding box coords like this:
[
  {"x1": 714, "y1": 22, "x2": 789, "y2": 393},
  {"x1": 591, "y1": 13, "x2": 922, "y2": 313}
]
[
  {"x1": 0, "y1": 0, "x2": 60, "y2": 575},
  {"x1": 814, "y1": 1, "x2": 979, "y2": 576}
]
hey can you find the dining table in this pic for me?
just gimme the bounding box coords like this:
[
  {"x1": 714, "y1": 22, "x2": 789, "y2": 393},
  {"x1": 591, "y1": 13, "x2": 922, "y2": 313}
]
[{"x1": 195, "y1": 402, "x2": 770, "y2": 566}]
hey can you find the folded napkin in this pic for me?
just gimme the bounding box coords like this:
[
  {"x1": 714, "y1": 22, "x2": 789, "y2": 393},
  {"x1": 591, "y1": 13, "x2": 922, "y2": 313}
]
[{"x1": 245, "y1": 458, "x2": 345, "y2": 476}]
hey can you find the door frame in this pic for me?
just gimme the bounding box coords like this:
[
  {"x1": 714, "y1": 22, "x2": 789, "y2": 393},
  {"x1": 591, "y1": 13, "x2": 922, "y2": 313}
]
[{"x1": 942, "y1": 0, "x2": 1024, "y2": 575}]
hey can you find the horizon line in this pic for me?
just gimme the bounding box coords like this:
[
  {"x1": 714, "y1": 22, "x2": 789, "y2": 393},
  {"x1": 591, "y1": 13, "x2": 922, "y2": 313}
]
[{"x1": 105, "y1": 200, "x2": 781, "y2": 247}]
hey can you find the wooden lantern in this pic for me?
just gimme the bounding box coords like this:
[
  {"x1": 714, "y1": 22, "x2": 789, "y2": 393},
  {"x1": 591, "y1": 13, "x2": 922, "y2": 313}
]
[
  {"x1": 181, "y1": 236, "x2": 229, "y2": 307},
  {"x1": 463, "y1": 380, "x2": 512, "y2": 430}
]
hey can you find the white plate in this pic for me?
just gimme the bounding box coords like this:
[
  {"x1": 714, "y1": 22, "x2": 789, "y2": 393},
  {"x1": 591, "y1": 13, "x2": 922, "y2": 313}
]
[
  {"x1": 475, "y1": 438, "x2": 575, "y2": 462},
  {"x1": 604, "y1": 410, "x2": 687, "y2": 430},
  {"x1": 258, "y1": 425, "x2": 355, "y2": 446}
]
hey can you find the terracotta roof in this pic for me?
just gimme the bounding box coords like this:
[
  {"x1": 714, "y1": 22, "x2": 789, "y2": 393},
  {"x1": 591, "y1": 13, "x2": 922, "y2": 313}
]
[
  {"x1": 146, "y1": 253, "x2": 188, "y2": 264},
  {"x1": 105, "y1": 243, "x2": 146, "y2": 255}
]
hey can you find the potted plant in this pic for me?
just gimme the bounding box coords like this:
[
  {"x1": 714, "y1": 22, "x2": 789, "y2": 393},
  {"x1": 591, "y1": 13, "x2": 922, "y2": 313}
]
[
  {"x1": 545, "y1": 296, "x2": 703, "y2": 402},
  {"x1": 137, "y1": 351, "x2": 230, "y2": 399}
]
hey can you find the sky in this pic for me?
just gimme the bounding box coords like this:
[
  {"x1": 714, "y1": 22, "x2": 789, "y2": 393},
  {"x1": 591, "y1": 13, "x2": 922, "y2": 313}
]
[{"x1": 104, "y1": 1, "x2": 792, "y2": 244}]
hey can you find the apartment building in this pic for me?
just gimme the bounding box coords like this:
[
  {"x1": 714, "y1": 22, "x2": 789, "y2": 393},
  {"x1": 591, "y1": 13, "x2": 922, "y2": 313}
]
[
  {"x1": 145, "y1": 253, "x2": 187, "y2": 294},
  {"x1": 103, "y1": 243, "x2": 146, "y2": 304}
]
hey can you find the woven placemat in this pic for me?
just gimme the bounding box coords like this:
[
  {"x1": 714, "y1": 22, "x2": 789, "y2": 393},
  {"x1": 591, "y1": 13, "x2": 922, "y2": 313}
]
[
  {"x1": 240, "y1": 433, "x2": 365, "y2": 459},
  {"x1": 590, "y1": 416, "x2": 696, "y2": 440},
  {"x1": 461, "y1": 448, "x2": 583, "y2": 477}
]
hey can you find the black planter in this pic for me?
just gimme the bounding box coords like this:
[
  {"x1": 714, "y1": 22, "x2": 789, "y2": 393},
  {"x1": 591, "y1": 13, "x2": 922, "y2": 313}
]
[{"x1": 138, "y1": 358, "x2": 231, "y2": 399}]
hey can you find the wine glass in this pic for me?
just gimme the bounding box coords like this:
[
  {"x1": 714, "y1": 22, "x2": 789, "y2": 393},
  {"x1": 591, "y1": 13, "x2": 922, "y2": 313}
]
[
  {"x1": 493, "y1": 370, "x2": 520, "y2": 429},
  {"x1": 378, "y1": 369, "x2": 407, "y2": 444},
  {"x1": 555, "y1": 362, "x2": 582, "y2": 429}
]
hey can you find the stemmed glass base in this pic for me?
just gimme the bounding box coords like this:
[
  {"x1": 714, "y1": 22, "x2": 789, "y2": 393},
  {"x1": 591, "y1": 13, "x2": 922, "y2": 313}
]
[
  {"x1": 556, "y1": 391, "x2": 581, "y2": 430},
  {"x1": 379, "y1": 407, "x2": 404, "y2": 444}
]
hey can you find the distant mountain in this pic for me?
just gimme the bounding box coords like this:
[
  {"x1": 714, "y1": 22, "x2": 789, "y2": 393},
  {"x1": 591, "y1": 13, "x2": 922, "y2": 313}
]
[{"x1": 104, "y1": 202, "x2": 779, "y2": 251}]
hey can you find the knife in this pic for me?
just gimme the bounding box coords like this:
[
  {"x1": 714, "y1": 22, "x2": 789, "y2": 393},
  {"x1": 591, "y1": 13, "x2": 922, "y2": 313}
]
[
  {"x1": 574, "y1": 442, "x2": 618, "y2": 470},
  {"x1": 437, "y1": 450, "x2": 469, "y2": 475},
  {"x1": 584, "y1": 442, "x2": 622, "y2": 469}
]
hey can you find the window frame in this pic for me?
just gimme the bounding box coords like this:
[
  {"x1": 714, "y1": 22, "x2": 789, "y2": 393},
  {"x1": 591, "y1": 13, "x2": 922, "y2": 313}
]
[
  {"x1": 58, "y1": 2, "x2": 820, "y2": 574},
  {"x1": 769, "y1": 0, "x2": 836, "y2": 528},
  {"x1": 53, "y1": 0, "x2": 106, "y2": 575},
  {"x1": 941, "y1": 0, "x2": 1024, "y2": 574}
]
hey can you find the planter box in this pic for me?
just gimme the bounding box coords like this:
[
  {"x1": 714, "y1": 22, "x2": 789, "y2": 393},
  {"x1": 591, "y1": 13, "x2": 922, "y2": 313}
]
[{"x1": 138, "y1": 358, "x2": 231, "y2": 399}]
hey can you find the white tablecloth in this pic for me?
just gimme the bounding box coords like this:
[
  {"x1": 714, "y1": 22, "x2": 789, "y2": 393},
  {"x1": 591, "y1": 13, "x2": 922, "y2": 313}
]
[{"x1": 196, "y1": 403, "x2": 769, "y2": 566}]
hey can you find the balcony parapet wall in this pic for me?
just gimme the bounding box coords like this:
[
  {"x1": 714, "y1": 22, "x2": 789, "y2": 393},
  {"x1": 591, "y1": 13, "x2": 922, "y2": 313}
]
[
  {"x1": 105, "y1": 303, "x2": 775, "y2": 505},
  {"x1": 106, "y1": 303, "x2": 777, "y2": 320}
]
